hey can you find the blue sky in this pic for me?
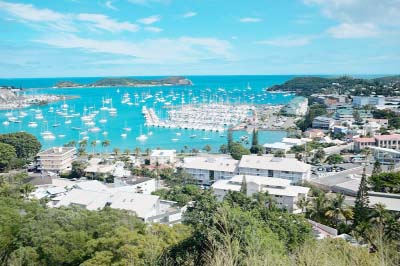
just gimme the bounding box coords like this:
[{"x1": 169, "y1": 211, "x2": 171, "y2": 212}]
[{"x1": 0, "y1": 0, "x2": 399, "y2": 77}]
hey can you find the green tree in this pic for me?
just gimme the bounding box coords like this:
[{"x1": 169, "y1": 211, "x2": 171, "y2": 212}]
[
  {"x1": 90, "y1": 140, "x2": 97, "y2": 155},
  {"x1": 312, "y1": 148, "x2": 325, "y2": 164},
  {"x1": 353, "y1": 167, "x2": 370, "y2": 227},
  {"x1": 101, "y1": 140, "x2": 110, "y2": 154},
  {"x1": 0, "y1": 132, "x2": 41, "y2": 159},
  {"x1": 249, "y1": 129, "x2": 262, "y2": 154},
  {"x1": 240, "y1": 175, "x2": 247, "y2": 195},
  {"x1": 0, "y1": 143, "x2": 17, "y2": 171},
  {"x1": 219, "y1": 144, "x2": 228, "y2": 154},
  {"x1": 372, "y1": 160, "x2": 382, "y2": 176},
  {"x1": 113, "y1": 147, "x2": 120, "y2": 156},
  {"x1": 273, "y1": 150, "x2": 286, "y2": 157},
  {"x1": 325, "y1": 154, "x2": 343, "y2": 165},
  {"x1": 227, "y1": 129, "x2": 233, "y2": 151},
  {"x1": 70, "y1": 160, "x2": 88, "y2": 179},
  {"x1": 203, "y1": 145, "x2": 211, "y2": 153},
  {"x1": 229, "y1": 142, "x2": 250, "y2": 160},
  {"x1": 324, "y1": 193, "x2": 353, "y2": 227}
]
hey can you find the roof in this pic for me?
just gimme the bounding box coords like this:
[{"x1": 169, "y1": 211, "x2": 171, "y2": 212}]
[
  {"x1": 183, "y1": 156, "x2": 239, "y2": 172},
  {"x1": 73, "y1": 180, "x2": 109, "y2": 192},
  {"x1": 238, "y1": 155, "x2": 311, "y2": 173},
  {"x1": 109, "y1": 192, "x2": 159, "y2": 218},
  {"x1": 375, "y1": 134, "x2": 400, "y2": 141},
  {"x1": 262, "y1": 142, "x2": 292, "y2": 151},
  {"x1": 38, "y1": 147, "x2": 75, "y2": 156},
  {"x1": 353, "y1": 137, "x2": 375, "y2": 143},
  {"x1": 56, "y1": 189, "x2": 111, "y2": 210},
  {"x1": 369, "y1": 146, "x2": 400, "y2": 154},
  {"x1": 369, "y1": 196, "x2": 400, "y2": 212},
  {"x1": 230, "y1": 174, "x2": 291, "y2": 187},
  {"x1": 151, "y1": 150, "x2": 176, "y2": 157}
]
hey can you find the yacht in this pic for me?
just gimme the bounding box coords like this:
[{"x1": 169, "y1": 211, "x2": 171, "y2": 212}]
[
  {"x1": 99, "y1": 118, "x2": 107, "y2": 124},
  {"x1": 121, "y1": 133, "x2": 127, "y2": 138},
  {"x1": 2, "y1": 121, "x2": 10, "y2": 126},
  {"x1": 136, "y1": 126, "x2": 148, "y2": 141},
  {"x1": 28, "y1": 121, "x2": 38, "y2": 128}
]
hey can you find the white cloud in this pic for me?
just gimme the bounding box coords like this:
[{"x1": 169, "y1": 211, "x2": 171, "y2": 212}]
[
  {"x1": 239, "y1": 17, "x2": 262, "y2": 23},
  {"x1": 77, "y1": 13, "x2": 139, "y2": 32},
  {"x1": 105, "y1": 1, "x2": 117, "y2": 10},
  {"x1": 36, "y1": 34, "x2": 233, "y2": 64},
  {"x1": 256, "y1": 36, "x2": 312, "y2": 47},
  {"x1": 0, "y1": 0, "x2": 75, "y2": 31},
  {"x1": 183, "y1": 11, "x2": 197, "y2": 18},
  {"x1": 145, "y1": 26, "x2": 163, "y2": 33},
  {"x1": 137, "y1": 15, "x2": 161, "y2": 25},
  {"x1": 328, "y1": 23, "x2": 379, "y2": 39},
  {"x1": 304, "y1": 0, "x2": 400, "y2": 38}
]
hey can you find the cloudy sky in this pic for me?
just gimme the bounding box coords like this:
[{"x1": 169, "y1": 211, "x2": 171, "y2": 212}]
[{"x1": 1, "y1": 0, "x2": 399, "y2": 77}]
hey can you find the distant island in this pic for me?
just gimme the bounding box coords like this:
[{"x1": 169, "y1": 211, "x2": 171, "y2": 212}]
[
  {"x1": 54, "y1": 76, "x2": 193, "y2": 88},
  {"x1": 269, "y1": 75, "x2": 400, "y2": 96}
]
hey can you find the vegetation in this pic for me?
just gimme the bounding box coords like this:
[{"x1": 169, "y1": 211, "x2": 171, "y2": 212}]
[
  {"x1": 229, "y1": 142, "x2": 250, "y2": 160},
  {"x1": 372, "y1": 109, "x2": 400, "y2": 129},
  {"x1": 152, "y1": 184, "x2": 202, "y2": 206},
  {"x1": 369, "y1": 171, "x2": 400, "y2": 194},
  {"x1": 353, "y1": 168, "x2": 370, "y2": 227},
  {"x1": 325, "y1": 154, "x2": 344, "y2": 165},
  {"x1": 0, "y1": 132, "x2": 41, "y2": 159},
  {"x1": 249, "y1": 129, "x2": 262, "y2": 154},
  {"x1": 269, "y1": 75, "x2": 400, "y2": 97},
  {"x1": 296, "y1": 104, "x2": 327, "y2": 131},
  {"x1": 0, "y1": 142, "x2": 17, "y2": 171}
]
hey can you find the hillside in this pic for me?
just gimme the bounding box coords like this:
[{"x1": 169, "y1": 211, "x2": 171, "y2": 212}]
[
  {"x1": 54, "y1": 76, "x2": 193, "y2": 88},
  {"x1": 269, "y1": 75, "x2": 400, "y2": 96}
]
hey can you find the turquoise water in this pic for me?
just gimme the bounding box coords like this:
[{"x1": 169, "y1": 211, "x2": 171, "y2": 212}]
[{"x1": 0, "y1": 76, "x2": 294, "y2": 152}]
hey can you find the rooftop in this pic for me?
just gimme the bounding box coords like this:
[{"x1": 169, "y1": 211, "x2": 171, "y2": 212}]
[
  {"x1": 151, "y1": 149, "x2": 176, "y2": 157},
  {"x1": 353, "y1": 137, "x2": 375, "y2": 143},
  {"x1": 183, "y1": 156, "x2": 239, "y2": 172},
  {"x1": 38, "y1": 146, "x2": 76, "y2": 156},
  {"x1": 239, "y1": 155, "x2": 311, "y2": 173},
  {"x1": 375, "y1": 134, "x2": 400, "y2": 141}
]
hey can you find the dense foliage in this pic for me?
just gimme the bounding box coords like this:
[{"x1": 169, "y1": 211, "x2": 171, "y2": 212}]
[
  {"x1": 0, "y1": 142, "x2": 17, "y2": 171},
  {"x1": 369, "y1": 171, "x2": 400, "y2": 194},
  {"x1": 0, "y1": 132, "x2": 41, "y2": 159},
  {"x1": 372, "y1": 109, "x2": 400, "y2": 129}
]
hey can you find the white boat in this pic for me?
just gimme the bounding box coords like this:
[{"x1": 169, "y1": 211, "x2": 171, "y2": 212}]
[
  {"x1": 99, "y1": 118, "x2": 107, "y2": 124},
  {"x1": 43, "y1": 134, "x2": 56, "y2": 140},
  {"x1": 102, "y1": 131, "x2": 108, "y2": 136},
  {"x1": 190, "y1": 134, "x2": 197, "y2": 138},
  {"x1": 28, "y1": 121, "x2": 38, "y2": 128},
  {"x1": 2, "y1": 121, "x2": 10, "y2": 126},
  {"x1": 89, "y1": 127, "x2": 101, "y2": 133},
  {"x1": 58, "y1": 134, "x2": 66, "y2": 138},
  {"x1": 121, "y1": 133, "x2": 127, "y2": 138},
  {"x1": 171, "y1": 138, "x2": 179, "y2": 142},
  {"x1": 65, "y1": 119, "x2": 72, "y2": 124},
  {"x1": 136, "y1": 126, "x2": 148, "y2": 141}
]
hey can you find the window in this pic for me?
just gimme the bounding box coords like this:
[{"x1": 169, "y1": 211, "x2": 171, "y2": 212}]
[{"x1": 268, "y1": 170, "x2": 273, "y2": 177}]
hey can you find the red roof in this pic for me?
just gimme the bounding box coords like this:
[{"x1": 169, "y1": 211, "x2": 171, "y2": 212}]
[
  {"x1": 354, "y1": 137, "x2": 375, "y2": 143},
  {"x1": 375, "y1": 134, "x2": 400, "y2": 141}
]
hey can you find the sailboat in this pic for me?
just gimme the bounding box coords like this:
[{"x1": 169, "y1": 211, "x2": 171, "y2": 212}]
[
  {"x1": 123, "y1": 121, "x2": 131, "y2": 132},
  {"x1": 136, "y1": 125, "x2": 148, "y2": 141}
]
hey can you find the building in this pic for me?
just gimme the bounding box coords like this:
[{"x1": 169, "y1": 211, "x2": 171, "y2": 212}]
[
  {"x1": 212, "y1": 175, "x2": 310, "y2": 213},
  {"x1": 150, "y1": 150, "x2": 176, "y2": 165},
  {"x1": 353, "y1": 137, "x2": 375, "y2": 152},
  {"x1": 37, "y1": 147, "x2": 76, "y2": 173},
  {"x1": 312, "y1": 116, "x2": 335, "y2": 130},
  {"x1": 182, "y1": 156, "x2": 239, "y2": 185},
  {"x1": 304, "y1": 129, "x2": 325, "y2": 139},
  {"x1": 352, "y1": 96, "x2": 385, "y2": 107},
  {"x1": 370, "y1": 146, "x2": 400, "y2": 165},
  {"x1": 238, "y1": 155, "x2": 311, "y2": 184},
  {"x1": 375, "y1": 134, "x2": 400, "y2": 150},
  {"x1": 282, "y1": 97, "x2": 308, "y2": 116}
]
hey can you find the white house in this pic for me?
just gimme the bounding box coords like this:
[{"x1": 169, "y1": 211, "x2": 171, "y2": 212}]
[
  {"x1": 212, "y1": 175, "x2": 310, "y2": 213},
  {"x1": 37, "y1": 147, "x2": 76, "y2": 173},
  {"x1": 238, "y1": 155, "x2": 311, "y2": 184},
  {"x1": 182, "y1": 156, "x2": 239, "y2": 186},
  {"x1": 150, "y1": 150, "x2": 176, "y2": 165}
]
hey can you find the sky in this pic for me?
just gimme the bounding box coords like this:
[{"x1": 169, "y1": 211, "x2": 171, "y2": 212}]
[{"x1": 0, "y1": 0, "x2": 400, "y2": 78}]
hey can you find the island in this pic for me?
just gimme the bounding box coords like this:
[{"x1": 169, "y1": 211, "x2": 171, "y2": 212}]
[{"x1": 54, "y1": 76, "x2": 193, "y2": 88}]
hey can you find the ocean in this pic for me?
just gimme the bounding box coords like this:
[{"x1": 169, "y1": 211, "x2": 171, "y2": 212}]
[{"x1": 0, "y1": 75, "x2": 297, "y2": 152}]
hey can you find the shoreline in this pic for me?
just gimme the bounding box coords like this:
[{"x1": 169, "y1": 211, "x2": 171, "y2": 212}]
[{"x1": 0, "y1": 94, "x2": 80, "y2": 110}]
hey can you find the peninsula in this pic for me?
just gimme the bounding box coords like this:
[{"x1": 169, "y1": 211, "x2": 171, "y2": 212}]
[{"x1": 54, "y1": 76, "x2": 193, "y2": 88}]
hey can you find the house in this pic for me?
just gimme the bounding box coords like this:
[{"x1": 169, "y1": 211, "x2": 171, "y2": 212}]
[
  {"x1": 312, "y1": 116, "x2": 335, "y2": 130},
  {"x1": 37, "y1": 147, "x2": 76, "y2": 173},
  {"x1": 182, "y1": 156, "x2": 239, "y2": 186},
  {"x1": 150, "y1": 150, "x2": 176, "y2": 165},
  {"x1": 263, "y1": 142, "x2": 293, "y2": 153},
  {"x1": 238, "y1": 155, "x2": 311, "y2": 184},
  {"x1": 304, "y1": 129, "x2": 325, "y2": 139},
  {"x1": 212, "y1": 175, "x2": 310, "y2": 213},
  {"x1": 370, "y1": 146, "x2": 400, "y2": 165},
  {"x1": 375, "y1": 134, "x2": 400, "y2": 150},
  {"x1": 353, "y1": 137, "x2": 376, "y2": 152}
]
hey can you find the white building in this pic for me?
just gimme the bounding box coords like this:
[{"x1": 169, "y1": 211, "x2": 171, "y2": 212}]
[
  {"x1": 37, "y1": 147, "x2": 76, "y2": 173},
  {"x1": 312, "y1": 116, "x2": 335, "y2": 130},
  {"x1": 150, "y1": 150, "x2": 176, "y2": 165},
  {"x1": 212, "y1": 175, "x2": 310, "y2": 213},
  {"x1": 238, "y1": 155, "x2": 311, "y2": 184},
  {"x1": 282, "y1": 97, "x2": 308, "y2": 116},
  {"x1": 182, "y1": 156, "x2": 239, "y2": 186},
  {"x1": 352, "y1": 96, "x2": 385, "y2": 107},
  {"x1": 51, "y1": 180, "x2": 182, "y2": 223}
]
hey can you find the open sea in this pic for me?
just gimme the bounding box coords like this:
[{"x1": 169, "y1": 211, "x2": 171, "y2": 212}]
[{"x1": 0, "y1": 75, "x2": 297, "y2": 152}]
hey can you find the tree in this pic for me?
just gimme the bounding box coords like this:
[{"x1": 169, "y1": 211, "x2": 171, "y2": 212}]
[
  {"x1": 372, "y1": 160, "x2": 382, "y2": 176},
  {"x1": 219, "y1": 144, "x2": 228, "y2": 154},
  {"x1": 0, "y1": 143, "x2": 17, "y2": 171},
  {"x1": 90, "y1": 140, "x2": 97, "y2": 155},
  {"x1": 240, "y1": 175, "x2": 247, "y2": 195},
  {"x1": 324, "y1": 193, "x2": 353, "y2": 227},
  {"x1": 123, "y1": 148, "x2": 130, "y2": 155},
  {"x1": 325, "y1": 154, "x2": 343, "y2": 165},
  {"x1": 273, "y1": 150, "x2": 285, "y2": 157},
  {"x1": 353, "y1": 167, "x2": 370, "y2": 227},
  {"x1": 134, "y1": 147, "x2": 141, "y2": 157},
  {"x1": 312, "y1": 148, "x2": 325, "y2": 164},
  {"x1": 70, "y1": 160, "x2": 88, "y2": 179},
  {"x1": 113, "y1": 147, "x2": 120, "y2": 156},
  {"x1": 101, "y1": 140, "x2": 110, "y2": 154},
  {"x1": 203, "y1": 145, "x2": 211, "y2": 153},
  {"x1": 249, "y1": 129, "x2": 262, "y2": 154},
  {"x1": 308, "y1": 193, "x2": 328, "y2": 223},
  {"x1": 229, "y1": 142, "x2": 250, "y2": 160},
  {"x1": 227, "y1": 129, "x2": 233, "y2": 151},
  {"x1": 0, "y1": 132, "x2": 41, "y2": 159}
]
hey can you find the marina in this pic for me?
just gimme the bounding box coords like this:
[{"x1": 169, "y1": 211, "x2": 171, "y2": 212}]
[{"x1": 0, "y1": 76, "x2": 294, "y2": 151}]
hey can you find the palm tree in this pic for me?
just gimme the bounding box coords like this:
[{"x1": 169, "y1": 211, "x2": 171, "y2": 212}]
[
  {"x1": 308, "y1": 193, "x2": 329, "y2": 223},
  {"x1": 113, "y1": 147, "x2": 121, "y2": 156},
  {"x1": 324, "y1": 193, "x2": 353, "y2": 227},
  {"x1": 20, "y1": 183, "x2": 35, "y2": 198},
  {"x1": 134, "y1": 147, "x2": 141, "y2": 157},
  {"x1": 369, "y1": 203, "x2": 388, "y2": 228},
  {"x1": 90, "y1": 140, "x2": 97, "y2": 155},
  {"x1": 296, "y1": 197, "x2": 312, "y2": 214},
  {"x1": 102, "y1": 140, "x2": 110, "y2": 154},
  {"x1": 79, "y1": 139, "x2": 88, "y2": 149},
  {"x1": 124, "y1": 148, "x2": 130, "y2": 155}
]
